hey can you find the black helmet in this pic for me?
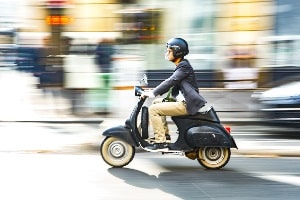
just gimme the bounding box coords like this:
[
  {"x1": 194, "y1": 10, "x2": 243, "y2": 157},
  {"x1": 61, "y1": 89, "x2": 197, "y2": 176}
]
[{"x1": 166, "y1": 38, "x2": 189, "y2": 58}]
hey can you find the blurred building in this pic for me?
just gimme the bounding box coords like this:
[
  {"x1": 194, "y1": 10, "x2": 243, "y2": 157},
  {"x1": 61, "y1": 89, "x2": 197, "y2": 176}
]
[
  {"x1": 1, "y1": 0, "x2": 299, "y2": 89},
  {"x1": 215, "y1": 0, "x2": 273, "y2": 88}
]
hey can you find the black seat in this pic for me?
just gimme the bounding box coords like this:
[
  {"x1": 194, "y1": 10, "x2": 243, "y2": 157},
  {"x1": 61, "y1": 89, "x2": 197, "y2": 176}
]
[{"x1": 173, "y1": 106, "x2": 220, "y2": 123}]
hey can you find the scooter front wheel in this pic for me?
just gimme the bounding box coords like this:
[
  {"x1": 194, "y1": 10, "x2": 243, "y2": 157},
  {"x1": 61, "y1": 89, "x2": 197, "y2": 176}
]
[
  {"x1": 100, "y1": 136, "x2": 135, "y2": 168},
  {"x1": 197, "y1": 147, "x2": 231, "y2": 169}
]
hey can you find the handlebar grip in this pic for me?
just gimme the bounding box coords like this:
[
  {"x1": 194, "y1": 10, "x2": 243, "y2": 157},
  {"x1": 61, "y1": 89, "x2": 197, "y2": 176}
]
[{"x1": 134, "y1": 86, "x2": 144, "y2": 96}]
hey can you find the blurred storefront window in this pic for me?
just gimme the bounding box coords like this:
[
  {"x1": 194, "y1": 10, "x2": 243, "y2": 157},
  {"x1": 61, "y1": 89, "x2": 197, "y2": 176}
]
[
  {"x1": 132, "y1": 0, "x2": 216, "y2": 70},
  {"x1": 266, "y1": 0, "x2": 300, "y2": 67},
  {"x1": 267, "y1": 36, "x2": 300, "y2": 66},
  {"x1": 275, "y1": 0, "x2": 300, "y2": 36},
  {"x1": 116, "y1": 8, "x2": 162, "y2": 44}
]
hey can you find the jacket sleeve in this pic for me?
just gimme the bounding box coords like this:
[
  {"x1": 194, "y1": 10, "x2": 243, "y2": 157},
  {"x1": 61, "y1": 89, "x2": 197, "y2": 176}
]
[{"x1": 153, "y1": 63, "x2": 190, "y2": 96}]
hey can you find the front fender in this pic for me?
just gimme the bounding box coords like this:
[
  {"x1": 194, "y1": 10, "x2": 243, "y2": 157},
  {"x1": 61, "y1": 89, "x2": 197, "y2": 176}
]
[{"x1": 102, "y1": 125, "x2": 138, "y2": 146}]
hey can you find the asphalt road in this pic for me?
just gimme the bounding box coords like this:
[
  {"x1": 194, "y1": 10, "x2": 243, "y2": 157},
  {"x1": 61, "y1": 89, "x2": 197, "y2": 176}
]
[
  {"x1": 0, "y1": 152, "x2": 299, "y2": 200},
  {"x1": 0, "y1": 122, "x2": 300, "y2": 200}
]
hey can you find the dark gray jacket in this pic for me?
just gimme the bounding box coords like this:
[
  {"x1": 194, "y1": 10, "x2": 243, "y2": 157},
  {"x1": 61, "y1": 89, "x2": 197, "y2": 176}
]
[{"x1": 153, "y1": 59, "x2": 207, "y2": 115}]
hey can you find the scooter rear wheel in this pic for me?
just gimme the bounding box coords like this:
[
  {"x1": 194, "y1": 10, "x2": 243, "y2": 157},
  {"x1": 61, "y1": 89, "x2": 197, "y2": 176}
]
[
  {"x1": 100, "y1": 136, "x2": 135, "y2": 167},
  {"x1": 197, "y1": 147, "x2": 231, "y2": 169}
]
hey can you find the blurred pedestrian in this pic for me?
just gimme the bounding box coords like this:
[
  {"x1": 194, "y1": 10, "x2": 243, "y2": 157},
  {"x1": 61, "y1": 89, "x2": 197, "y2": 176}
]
[
  {"x1": 35, "y1": 36, "x2": 68, "y2": 116},
  {"x1": 90, "y1": 38, "x2": 115, "y2": 113},
  {"x1": 95, "y1": 38, "x2": 114, "y2": 74}
]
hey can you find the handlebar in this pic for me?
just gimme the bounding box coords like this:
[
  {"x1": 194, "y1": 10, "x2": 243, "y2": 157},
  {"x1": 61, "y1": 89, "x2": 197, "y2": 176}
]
[{"x1": 134, "y1": 86, "x2": 144, "y2": 96}]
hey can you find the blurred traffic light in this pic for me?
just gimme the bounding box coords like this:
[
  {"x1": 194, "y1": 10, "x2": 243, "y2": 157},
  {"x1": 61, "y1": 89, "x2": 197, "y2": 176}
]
[{"x1": 46, "y1": 16, "x2": 73, "y2": 25}]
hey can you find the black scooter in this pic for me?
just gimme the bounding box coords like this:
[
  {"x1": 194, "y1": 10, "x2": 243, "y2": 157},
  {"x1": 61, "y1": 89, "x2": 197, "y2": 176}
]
[{"x1": 100, "y1": 80, "x2": 238, "y2": 169}]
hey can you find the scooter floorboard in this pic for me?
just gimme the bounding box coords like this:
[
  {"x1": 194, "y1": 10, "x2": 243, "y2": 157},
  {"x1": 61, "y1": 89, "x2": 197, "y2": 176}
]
[{"x1": 141, "y1": 146, "x2": 185, "y2": 155}]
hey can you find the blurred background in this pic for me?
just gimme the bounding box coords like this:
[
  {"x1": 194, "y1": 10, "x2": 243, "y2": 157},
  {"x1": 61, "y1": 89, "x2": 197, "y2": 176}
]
[{"x1": 0, "y1": 0, "x2": 299, "y2": 126}]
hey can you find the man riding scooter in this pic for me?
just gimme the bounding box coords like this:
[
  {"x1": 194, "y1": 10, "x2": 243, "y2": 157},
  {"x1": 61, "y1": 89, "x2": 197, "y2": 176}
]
[
  {"x1": 100, "y1": 37, "x2": 237, "y2": 169},
  {"x1": 141, "y1": 37, "x2": 207, "y2": 152}
]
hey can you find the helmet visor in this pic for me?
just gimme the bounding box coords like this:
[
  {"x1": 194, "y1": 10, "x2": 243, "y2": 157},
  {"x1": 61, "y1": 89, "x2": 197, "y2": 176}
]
[{"x1": 166, "y1": 44, "x2": 179, "y2": 50}]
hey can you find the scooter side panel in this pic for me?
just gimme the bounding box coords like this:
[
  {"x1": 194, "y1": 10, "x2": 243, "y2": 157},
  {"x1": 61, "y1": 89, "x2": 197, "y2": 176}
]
[
  {"x1": 186, "y1": 126, "x2": 233, "y2": 148},
  {"x1": 103, "y1": 125, "x2": 138, "y2": 146}
]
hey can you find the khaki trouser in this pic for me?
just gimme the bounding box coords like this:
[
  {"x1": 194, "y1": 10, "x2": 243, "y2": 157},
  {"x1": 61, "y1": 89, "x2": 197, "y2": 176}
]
[{"x1": 149, "y1": 98, "x2": 189, "y2": 143}]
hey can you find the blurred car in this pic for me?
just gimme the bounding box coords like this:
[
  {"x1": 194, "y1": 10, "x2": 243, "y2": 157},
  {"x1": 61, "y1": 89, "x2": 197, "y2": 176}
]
[{"x1": 253, "y1": 78, "x2": 300, "y2": 127}]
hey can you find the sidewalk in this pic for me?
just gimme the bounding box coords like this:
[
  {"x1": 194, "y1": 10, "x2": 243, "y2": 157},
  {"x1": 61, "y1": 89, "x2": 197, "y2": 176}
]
[
  {"x1": 0, "y1": 70, "x2": 260, "y2": 124},
  {"x1": 0, "y1": 70, "x2": 261, "y2": 124},
  {"x1": 0, "y1": 70, "x2": 104, "y2": 123}
]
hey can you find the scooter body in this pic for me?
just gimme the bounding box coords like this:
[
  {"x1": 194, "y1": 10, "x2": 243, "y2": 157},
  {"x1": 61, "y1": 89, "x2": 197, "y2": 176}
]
[
  {"x1": 170, "y1": 107, "x2": 237, "y2": 150},
  {"x1": 100, "y1": 86, "x2": 238, "y2": 169}
]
